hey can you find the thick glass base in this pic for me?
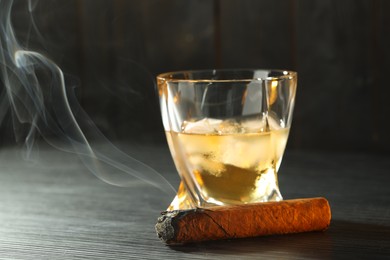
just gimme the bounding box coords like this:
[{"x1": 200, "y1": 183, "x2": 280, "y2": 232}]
[{"x1": 167, "y1": 180, "x2": 283, "y2": 210}]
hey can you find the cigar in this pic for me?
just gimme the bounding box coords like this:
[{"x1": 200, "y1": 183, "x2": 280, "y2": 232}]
[{"x1": 155, "y1": 197, "x2": 331, "y2": 245}]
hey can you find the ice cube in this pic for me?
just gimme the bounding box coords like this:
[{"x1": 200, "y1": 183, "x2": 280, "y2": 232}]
[
  {"x1": 241, "y1": 114, "x2": 285, "y2": 133},
  {"x1": 182, "y1": 116, "x2": 285, "y2": 134},
  {"x1": 182, "y1": 118, "x2": 246, "y2": 134},
  {"x1": 267, "y1": 114, "x2": 284, "y2": 130},
  {"x1": 241, "y1": 118, "x2": 268, "y2": 133},
  {"x1": 189, "y1": 154, "x2": 225, "y2": 177},
  {"x1": 181, "y1": 118, "x2": 222, "y2": 134},
  {"x1": 220, "y1": 132, "x2": 273, "y2": 169},
  {"x1": 216, "y1": 120, "x2": 244, "y2": 134}
]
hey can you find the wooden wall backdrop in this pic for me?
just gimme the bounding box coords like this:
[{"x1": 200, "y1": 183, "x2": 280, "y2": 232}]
[{"x1": 5, "y1": 0, "x2": 390, "y2": 153}]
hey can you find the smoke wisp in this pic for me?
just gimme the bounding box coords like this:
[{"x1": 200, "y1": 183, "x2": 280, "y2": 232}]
[{"x1": 0, "y1": 0, "x2": 175, "y2": 194}]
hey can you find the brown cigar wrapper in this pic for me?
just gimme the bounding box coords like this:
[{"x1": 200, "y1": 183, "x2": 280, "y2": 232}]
[{"x1": 155, "y1": 197, "x2": 331, "y2": 245}]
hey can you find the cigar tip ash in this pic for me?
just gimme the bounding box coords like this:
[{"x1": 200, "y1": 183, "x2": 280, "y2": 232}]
[
  {"x1": 155, "y1": 198, "x2": 331, "y2": 245},
  {"x1": 155, "y1": 211, "x2": 177, "y2": 242},
  {"x1": 155, "y1": 209, "x2": 197, "y2": 244}
]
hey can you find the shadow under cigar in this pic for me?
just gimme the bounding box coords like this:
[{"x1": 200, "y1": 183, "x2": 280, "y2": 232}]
[
  {"x1": 169, "y1": 230, "x2": 332, "y2": 258},
  {"x1": 169, "y1": 220, "x2": 390, "y2": 259}
]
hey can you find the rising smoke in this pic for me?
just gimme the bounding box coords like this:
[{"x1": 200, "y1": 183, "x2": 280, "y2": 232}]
[{"x1": 0, "y1": 0, "x2": 175, "y2": 193}]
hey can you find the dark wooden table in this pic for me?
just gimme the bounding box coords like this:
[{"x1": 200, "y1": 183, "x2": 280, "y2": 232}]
[{"x1": 0, "y1": 143, "x2": 389, "y2": 259}]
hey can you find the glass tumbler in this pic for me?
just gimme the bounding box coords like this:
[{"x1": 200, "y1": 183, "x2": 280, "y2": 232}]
[{"x1": 157, "y1": 69, "x2": 297, "y2": 210}]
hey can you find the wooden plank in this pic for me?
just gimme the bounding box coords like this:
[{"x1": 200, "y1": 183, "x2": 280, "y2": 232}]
[
  {"x1": 372, "y1": 0, "x2": 390, "y2": 152},
  {"x1": 10, "y1": 0, "x2": 82, "y2": 76},
  {"x1": 294, "y1": 0, "x2": 373, "y2": 150},
  {"x1": 132, "y1": 0, "x2": 215, "y2": 73},
  {"x1": 219, "y1": 0, "x2": 294, "y2": 69},
  {"x1": 4, "y1": 0, "x2": 390, "y2": 152},
  {"x1": 75, "y1": 0, "x2": 118, "y2": 139},
  {"x1": 75, "y1": 0, "x2": 215, "y2": 142}
]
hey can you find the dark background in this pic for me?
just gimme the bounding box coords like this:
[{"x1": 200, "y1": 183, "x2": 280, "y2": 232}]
[{"x1": 6, "y1": 0, "x2": 390, "y2": 153}]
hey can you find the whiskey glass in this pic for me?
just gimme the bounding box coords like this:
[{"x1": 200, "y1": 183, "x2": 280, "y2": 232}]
[{"x1": 157, "y1": 69, "x2": 297, "y2": 210}]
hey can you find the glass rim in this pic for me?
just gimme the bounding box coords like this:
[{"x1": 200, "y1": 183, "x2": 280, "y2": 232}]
[{"x1": 157, "y1": 69, "x2": 297, "y2": 83}]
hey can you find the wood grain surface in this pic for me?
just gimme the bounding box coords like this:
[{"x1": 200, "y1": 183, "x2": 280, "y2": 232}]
[{"x1": 0, "y1": 144, "x2": 389, "y2": 259}]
